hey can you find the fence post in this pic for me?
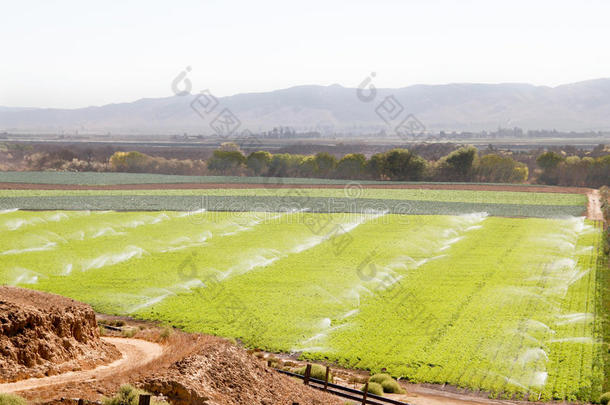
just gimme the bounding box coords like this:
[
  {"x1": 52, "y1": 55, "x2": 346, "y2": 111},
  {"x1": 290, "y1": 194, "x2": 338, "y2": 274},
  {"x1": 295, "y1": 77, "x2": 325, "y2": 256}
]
[
  {"x1": 78, "y1": 400, "x2": 84, "y2": 405},
  {"x1": 138, "y1": 394, "x2": 151, "y2": 405},
  {"x1": 362, "y1": 382, "x2": 368, "y2": 405},
  {"x1": 324, "y1": 366, "x2": 330, "y2": 390},
  {"x1": 303, "y1": 364, "x2": 312, "y2": 386}
]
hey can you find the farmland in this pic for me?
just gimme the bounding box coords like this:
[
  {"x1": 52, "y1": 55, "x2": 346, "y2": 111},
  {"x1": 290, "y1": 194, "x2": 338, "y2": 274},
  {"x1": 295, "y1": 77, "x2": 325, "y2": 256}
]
[
  {"x1": 0, "y1": 187, "x2": 586, "y2": 217},
  {"x1": 0, "y1": 202, "x2": 605, "y2": 401},
  {"x1": 0, "y1": 188, "x2": 587, "y2": 205}
]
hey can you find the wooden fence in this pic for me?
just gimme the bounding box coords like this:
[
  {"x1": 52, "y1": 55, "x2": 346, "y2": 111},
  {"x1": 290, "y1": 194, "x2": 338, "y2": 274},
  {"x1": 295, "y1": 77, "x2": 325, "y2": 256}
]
[{"x1": 275, "y1": 364, "x2": 412, "y2": 405}]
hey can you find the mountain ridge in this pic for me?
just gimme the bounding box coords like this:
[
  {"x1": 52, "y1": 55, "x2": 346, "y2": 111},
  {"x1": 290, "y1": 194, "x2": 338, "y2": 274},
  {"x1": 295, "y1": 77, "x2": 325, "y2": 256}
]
[{"x1": 2, "y1": 78, "x2": 610, "y2": 135}]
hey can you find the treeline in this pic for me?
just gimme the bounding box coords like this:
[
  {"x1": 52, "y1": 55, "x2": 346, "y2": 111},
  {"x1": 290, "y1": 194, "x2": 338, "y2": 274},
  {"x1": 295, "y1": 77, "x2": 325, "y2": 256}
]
[
  {"x1": 111, "y1": 144, "x2": 529, "y2": 183},
  {"x1": 108, "y1": 151, "x2": 206, "y2": 175},
  {"x1": 7, "y1": 141, "x2": 607, "y2": 187},
  {"x1": 536, "y1": 152, "x2": 610, "y2": 187},
  {"x1": 104, "y1": 144, "x2": 610, "y2": 186}
]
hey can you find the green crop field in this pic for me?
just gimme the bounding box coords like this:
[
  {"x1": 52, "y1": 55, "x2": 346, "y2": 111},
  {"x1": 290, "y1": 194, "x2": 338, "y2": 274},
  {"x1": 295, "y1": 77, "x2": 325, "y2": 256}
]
[
  {"x1": 0, "y1": 188, "x2": 586, "y2": 206},
  {"x1": 0, "y1": 170, "x2": 584, "y2": 188},
  {"x1": 0, "y1": 188, "x2": 586, "y2": 217},
  {"x1": 0, "y1": 207, "x2": 605, "y2": 402}
]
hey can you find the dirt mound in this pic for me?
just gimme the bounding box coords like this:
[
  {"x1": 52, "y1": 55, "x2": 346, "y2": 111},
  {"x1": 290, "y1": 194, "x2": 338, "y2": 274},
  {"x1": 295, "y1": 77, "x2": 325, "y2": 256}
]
[
  {"x1": 0, "y1": 287, "x2": 120, "y2": 382},
  {"x1": 143, "y1": 339, "x2": 342, "y2": 405}
]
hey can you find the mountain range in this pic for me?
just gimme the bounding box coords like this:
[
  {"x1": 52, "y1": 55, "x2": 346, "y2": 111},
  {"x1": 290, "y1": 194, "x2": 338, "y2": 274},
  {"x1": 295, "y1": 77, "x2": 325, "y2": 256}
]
[{"x1": 2, "y1": 79, "x2": 610, "y2": 135}]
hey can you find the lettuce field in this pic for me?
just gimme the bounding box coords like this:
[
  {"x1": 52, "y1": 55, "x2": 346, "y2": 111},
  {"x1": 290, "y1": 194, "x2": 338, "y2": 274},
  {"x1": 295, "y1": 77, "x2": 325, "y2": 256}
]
[
  {"x1": 0, "y1": 187, "x2": 586, "y2": 217},
  {"x1": 0, "y1": 205, "x2": 605, "y2": 402}
]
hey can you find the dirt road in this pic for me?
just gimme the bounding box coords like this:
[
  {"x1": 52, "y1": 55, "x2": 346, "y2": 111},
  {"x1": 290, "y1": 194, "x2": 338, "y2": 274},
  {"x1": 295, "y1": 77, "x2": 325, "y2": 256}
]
[
  {"x1": 389, "y1": 386, "x2": 518, "y2": 405},
  {"x1": 0, "y1": 338, "x2": 163, "y2": 394},
  {"x1": 588, "y1": 190, "x2": 604, "y2": 220}
]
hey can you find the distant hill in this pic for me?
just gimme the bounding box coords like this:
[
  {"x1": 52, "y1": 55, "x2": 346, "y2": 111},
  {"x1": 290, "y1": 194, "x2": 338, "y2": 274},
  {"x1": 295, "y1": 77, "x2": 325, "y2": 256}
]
[{"x1": 2, "y1": 79, "x2": 610, "y2": 135}]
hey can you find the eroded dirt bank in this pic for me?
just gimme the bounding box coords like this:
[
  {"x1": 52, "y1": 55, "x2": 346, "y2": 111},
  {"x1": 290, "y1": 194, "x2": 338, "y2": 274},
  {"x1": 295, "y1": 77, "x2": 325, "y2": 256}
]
[{"x1": 0, "y1": 287, "x2": 120, "y2": 383}]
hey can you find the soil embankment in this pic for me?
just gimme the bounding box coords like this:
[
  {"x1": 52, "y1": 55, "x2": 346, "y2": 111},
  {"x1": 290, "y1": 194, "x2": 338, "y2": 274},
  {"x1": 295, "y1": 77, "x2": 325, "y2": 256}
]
[
  {"x1": 143, "y1": 338, "x2": 343, "y2": 405},
  {"x1": 0, "y1": 287, "x2": 120, "y2": 383}
]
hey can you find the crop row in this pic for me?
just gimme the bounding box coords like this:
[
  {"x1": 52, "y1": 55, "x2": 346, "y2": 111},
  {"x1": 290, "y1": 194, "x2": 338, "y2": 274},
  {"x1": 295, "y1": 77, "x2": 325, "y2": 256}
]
[
  {"x1": 0, "y1": 188, "x2": 586, "y2": 206},
  {"x1": 0, "y1": 209, "x2": 603, "y2": 401},
  {"x1": 0, "y1": 170, "x2": 582, "y2": 187},
  {"x1": 0, "y1": 195, "x2": 585, "y2": 218}
]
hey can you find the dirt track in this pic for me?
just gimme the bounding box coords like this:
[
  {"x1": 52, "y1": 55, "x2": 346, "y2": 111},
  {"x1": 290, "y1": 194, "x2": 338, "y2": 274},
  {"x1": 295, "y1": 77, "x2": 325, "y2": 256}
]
[
  {"x1": 391, "y1": 387, "x2": 515, "y2": 405},
  {"x1": 0, "y1": 182, "x2": 591, "y2": 194},
  {"x1": 588, "y1": 190, "x2": 604, "y2": 220},
  {"x1": 0, "y1": 338, "x2": 163, "y2": 394}
]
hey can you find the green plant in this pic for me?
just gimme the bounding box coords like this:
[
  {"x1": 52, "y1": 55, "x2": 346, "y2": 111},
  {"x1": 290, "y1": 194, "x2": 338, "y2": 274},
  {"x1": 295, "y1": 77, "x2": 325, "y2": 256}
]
[
  {"x1": 103, "y1": 385, "x2": 138, "y2": 405},
  {"x1": 361, "y1": 382, "x2": 384, "y2": 396},
  {"x1": 369, "y1": 373, "x2": 392, "y2": 384},
  {"x1": 159, "y1": 327, "x2": 172, "y2": 341},
  {"x1": 0, "y1": 394, "x2": 28, "y2": 405},
  {"x1": 0, "y1": 208, "x2": 603, "y2": 402},
  {"x1": 122, "y1": 328, "x2": 137, "y2": 338},
  {"x1": 381, "y1": 379, "x2": 406, "y2": 394},
  {"x1": 600, "y1": 392, "x2": 610, "y2": 405},
  {"x1": 294, "y1": 364, "x2": 332, "y2": 381},
  {"x1": 103, "y1": 385, "x2": 167, "y2": 405}
]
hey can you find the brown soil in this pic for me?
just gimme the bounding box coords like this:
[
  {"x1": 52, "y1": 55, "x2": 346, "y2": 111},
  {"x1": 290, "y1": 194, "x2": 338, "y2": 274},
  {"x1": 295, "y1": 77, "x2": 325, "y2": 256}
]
[
  {"x1": 0, "y1": 182, "x2": 591, "y2": 194},
  {"x1": 2, "y1": 313, "x2": 342, "y2": 405},
  {"x1": 0, "y1": 287, "x2": 120, "y2": 383},
  {"x1": 265, "y1": 352, "x2": 525, "y2": 405},
  {"x1": 0, "y1": 337, "x2": 162, "y2": 393},
  {"x1": 587, "y1": 190, "x2": 604, "y2": 221},
  {"x1": 142, "y1": 339, "x2": 343, "y2": 405},
  {"x1": 4, "y1": 311, "x2": 549, "y2": 405}
]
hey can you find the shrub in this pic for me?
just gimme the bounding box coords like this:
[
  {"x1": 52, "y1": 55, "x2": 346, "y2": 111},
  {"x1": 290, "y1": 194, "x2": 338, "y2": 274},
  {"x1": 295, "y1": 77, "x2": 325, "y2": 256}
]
[
  {"x1": 294, "y1": 364, "x2": 332, "y2": 381},
  {"x1": 0, "y1": 394, "x2": 28, "y2": 405},
  {"x1": 369, "y1": 373, "x2": 392, "y2": 384},
  {"x1": 122, "y1": 328, "x2": 137, "y2": 338},
  {"x1": 361, "y1": 382, "x2": 384, "y2": 396},
  {"x1": 381, "y1": 379, "x2": 406, "y2": 394},
  {"x1": 159, "y1": 327, "x2": 172, "y2": 341},
  {"x1": 207, "y1": 150, "x2": 246, "y2": 173},
  {"x1": 103, "y1": 385, "x2": 138, "y2": 405},
  {"x1": 436, "y1": 146, "x2": 478, "y2": 181},
  {"x1": 600, "y1": 392, "x2": 610, "y2": 405},
  {"x1": 103, "y1": 385, "x2": 167, "y2": 405}
]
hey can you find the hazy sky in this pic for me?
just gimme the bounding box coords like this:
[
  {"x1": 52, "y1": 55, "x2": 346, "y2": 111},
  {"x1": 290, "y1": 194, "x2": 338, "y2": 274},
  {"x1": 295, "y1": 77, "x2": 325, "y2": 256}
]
[{"x1": 1, "y1": 0, "x2": 609, "y2": 108}]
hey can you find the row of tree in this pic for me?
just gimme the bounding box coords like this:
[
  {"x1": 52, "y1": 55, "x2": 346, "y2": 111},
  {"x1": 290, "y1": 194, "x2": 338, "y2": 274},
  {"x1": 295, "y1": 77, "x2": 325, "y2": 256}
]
[
  {"x1": 536, "y1": 152, "x2": 610, "y2": 187},
  {"x1": 203, "y1": 144, "x2": 529, "y2": 183},
  {"x1": 108, "y1": 151, "x2": 206, "y2": 174},
  {"x1": 104, "y1": 145, "x2": 608, "y2": 186}
]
